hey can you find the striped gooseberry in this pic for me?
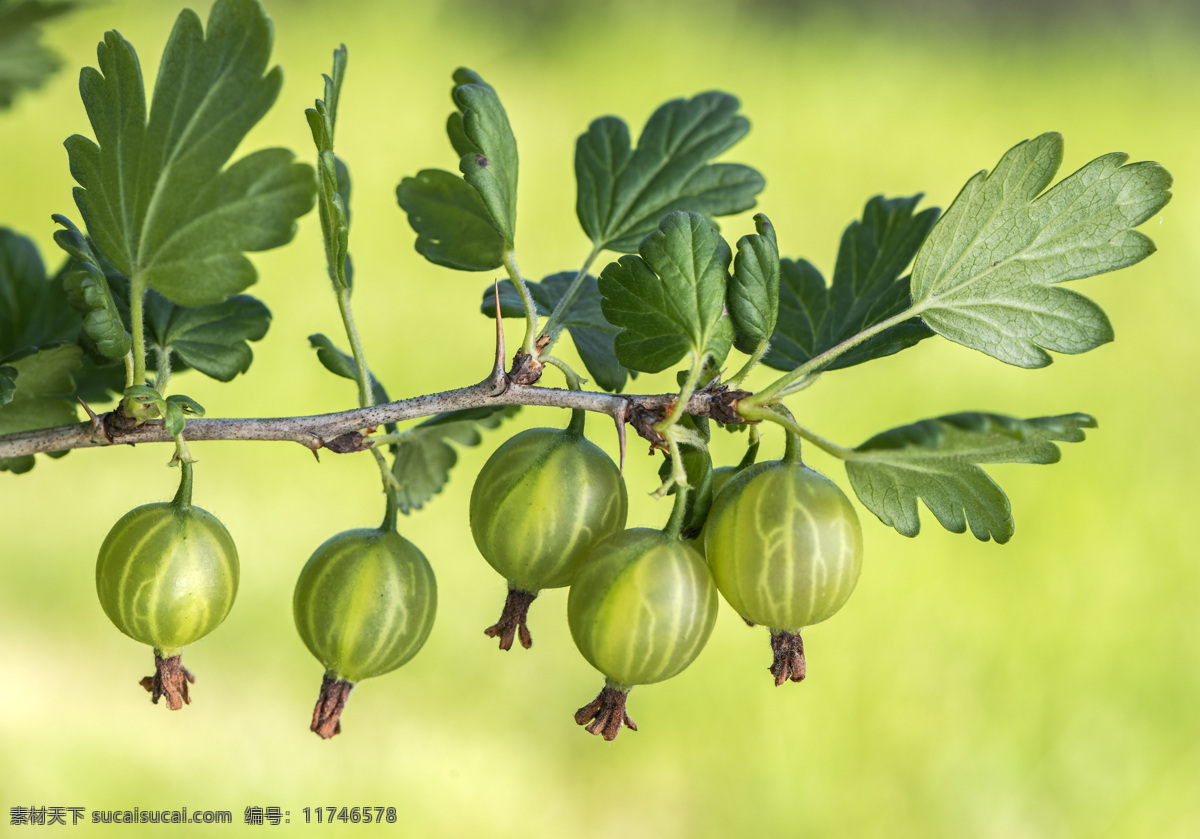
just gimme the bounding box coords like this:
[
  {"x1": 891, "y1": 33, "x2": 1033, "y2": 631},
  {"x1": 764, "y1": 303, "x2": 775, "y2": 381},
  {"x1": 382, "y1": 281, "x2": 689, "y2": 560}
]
[
  {"x1": 692, "y1": 464, "x2": 737, "y2": 554},
  {"x1": 94, "y1": 462, "x2": 239, "y2": 710},
  {"x1": 704, "y1": 458, "x2": 862, "y2": 685},
  {"x1": 567, "y1": 528, "x2": 718, "y2": 740},
  {"x1": 292, "y1": 525, "x2": 436, "y2": 738},
  {"x1": 470, "y1": 411, "x2": 627, "y2": 650}
]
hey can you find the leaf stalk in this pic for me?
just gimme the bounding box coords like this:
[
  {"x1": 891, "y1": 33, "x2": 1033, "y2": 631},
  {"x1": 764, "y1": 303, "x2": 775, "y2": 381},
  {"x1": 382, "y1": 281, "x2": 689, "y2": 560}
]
[
  {"x1": 502, "y1": 249, "x2": 539, "y2": 356},
  {"x1": 536, "y1": 243, "x2": 602, "y2": 355},
  {"x1": 747, "y1": 307, "x2": 920, "y2": 406}
]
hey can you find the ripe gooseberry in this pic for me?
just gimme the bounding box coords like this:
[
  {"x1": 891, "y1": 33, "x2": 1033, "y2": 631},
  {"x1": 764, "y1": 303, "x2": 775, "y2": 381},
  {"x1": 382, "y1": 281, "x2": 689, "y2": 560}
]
[
  {"x1": 568, "y1": 528, "x2": 718, "y2": 740},
  {"x1": 293, "y1": 522, "x2": 436, "y2": 738},
  {"x1": 704, "y1": 450, "x2": 862, "y2": 685},
  {"x1": 470, "y1": 410, "x2": 627, "y2": 650},
  {"x1": 95, "y1": 461, "x2": 239, "y2": 710}
]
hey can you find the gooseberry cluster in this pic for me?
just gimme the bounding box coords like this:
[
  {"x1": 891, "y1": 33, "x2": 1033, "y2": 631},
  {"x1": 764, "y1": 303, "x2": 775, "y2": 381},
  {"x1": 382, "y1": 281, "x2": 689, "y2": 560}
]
[
  {"x1": 94, "y1": 406, "x2": 861, "y2": 740},
  {"x1": 0, "y1": 0, "x2": 1169, "y2": 745}
]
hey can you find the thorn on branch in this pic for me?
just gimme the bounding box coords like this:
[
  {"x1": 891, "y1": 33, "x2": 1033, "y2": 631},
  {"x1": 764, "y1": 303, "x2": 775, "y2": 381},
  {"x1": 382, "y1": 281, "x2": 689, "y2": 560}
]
[
  {"x1": 612, "y1": 402, "x2": 628, "y2": 475},
  {"x1": 76, "y1": 397, "x2": 109, "y2": 441}
]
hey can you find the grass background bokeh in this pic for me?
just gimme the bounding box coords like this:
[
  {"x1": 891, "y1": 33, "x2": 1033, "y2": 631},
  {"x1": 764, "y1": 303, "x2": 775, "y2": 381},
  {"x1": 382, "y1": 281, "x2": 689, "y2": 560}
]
[{"x1": 1, "y1": 0, "x2": 1197, "y2": 836}]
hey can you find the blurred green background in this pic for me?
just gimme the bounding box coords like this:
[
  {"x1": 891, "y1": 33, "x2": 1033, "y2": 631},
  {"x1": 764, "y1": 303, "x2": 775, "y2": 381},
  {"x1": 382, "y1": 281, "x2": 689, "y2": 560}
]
[{"x1": 1, "y1": 0, "x2": 1197, "y2": 836}]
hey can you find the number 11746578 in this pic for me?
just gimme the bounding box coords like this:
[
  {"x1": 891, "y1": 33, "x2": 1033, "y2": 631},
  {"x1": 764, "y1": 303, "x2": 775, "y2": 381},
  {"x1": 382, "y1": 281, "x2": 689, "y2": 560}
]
[{"x1": 302, "y1": 807, "x2": 397, "y2": 824}]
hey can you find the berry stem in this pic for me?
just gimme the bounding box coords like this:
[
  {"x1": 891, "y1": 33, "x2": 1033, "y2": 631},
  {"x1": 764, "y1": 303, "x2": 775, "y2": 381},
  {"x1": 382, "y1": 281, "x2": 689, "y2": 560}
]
[
  {"x1": 543, "y1": 356, "x2": 586, "y2": 435},
  {"x1": 663, "y1": 482, "x2": 691, "y2": 541},
  {"x1": 536, "y1": 244, "x2": 601, "y2": 356},
  {"x1": 483, "y1": 588, "x2": 538, "y2": 650},
  {"x1": 170, "y1": 459, "x2": 194, "y2": 511},
  {"x1": 311, "y1": 674, "x2": 354, "y2": 739},
  {"x1": 574, "y1": 681, "x2": 637, "y2": 741},
  {"x1": 502, "y1": 249, "x2": 539, "y2": 357}
]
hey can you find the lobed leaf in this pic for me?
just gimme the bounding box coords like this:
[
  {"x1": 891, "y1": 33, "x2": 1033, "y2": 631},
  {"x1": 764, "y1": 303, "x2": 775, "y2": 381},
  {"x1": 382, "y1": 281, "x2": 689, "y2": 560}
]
[
  {"x1": 765, "y1": 195, "x2": 939, "y2": 373},
  {"x1": 597, "y1": 211, "x2": 732, "y2": 373},
  {"x1": 65, "y1": 0, "x2": 316, "y2": 307},
  {"x1": 0, "y1": 364, "x2": 15, "y2": 406},
  {"x1": 0, "y1": 0, "x2": 79, "y2": 110},
  {"x1": 0, "y1": 227, "x2": 79, "y2": 358},
  {"x1": 0, "y1": 227, "x2": 123, "y2": 399},
  {"x1": 145, "y1": 292, "x2": 270, "y2": 382},
  {"x1": 396, "y1": 169, "x2": 506, "y2": 271},
  {"x1": 479, "y1": 273, "x2": 636, "y2": 393},
  {"x1": 844, "y1": 411, "x2": 1096, "y2": 543},
  {"x1": 307, "y1": 334, "x2": 390, "y2": 409},
  {"x1": 728, "y1": 213, "x2": 780, "y2": 354},
  {"x1": 52, "y1": 215, "x2": 132, "y2": 359},
  {"x1": 0, "y1": 344, "x2": 81, "y2": 473},
  {"x1": 306, "y1": 45, "x2": 352, "y2": 289},
  {"x1": 390, "y1": 405, "x2": 519, "y2": 514},
  {"x1": 575, "y1": 92, "x2": 764, "y2": 253},
  {"x1": 450, "y1": 68, "x2": 518, "y2": 247},
  {"x1": 909, "y1": 133, "x2": 1172, "y2": 367}
]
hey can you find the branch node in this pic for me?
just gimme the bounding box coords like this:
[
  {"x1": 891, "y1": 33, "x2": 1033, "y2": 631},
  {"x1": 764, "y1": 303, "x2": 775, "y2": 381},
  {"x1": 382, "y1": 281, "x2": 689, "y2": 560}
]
[
  {"x1": 322, "y1": 432, "x2": 369, "y2": 454},
  {"x1": 508, "y1": 350, "x2": 543, "y2": 386}
]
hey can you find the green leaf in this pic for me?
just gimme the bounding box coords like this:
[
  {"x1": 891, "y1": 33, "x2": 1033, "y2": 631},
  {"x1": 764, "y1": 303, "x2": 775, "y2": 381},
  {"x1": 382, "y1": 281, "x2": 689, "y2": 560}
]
[
  {"x1": 0, "y1": 344, "x2": 81, "y2": 473},
  {"x1": 450, "y1": 68, "x2": 518, "y2": 247},
  {"x1": 0, "y1": 0, "x2": 79, "y2": 110},
  {"x1": 306, "y1": 45, "x2": 352, "y2": 290},
  {"x1": 0, "y1": 227, "x2": 79, "y2": 358},
  {"x1": 165, "y1": 393, "x2": 205, "y2": 415},
  {"x1": 598, "y1": 211, "x2": 732, "y2": 373},
  {"x1": 64, "y1": 0, "x2": 316, "y2": 307},
  {"x1": 845, "y1": 411, "x2": 1096, "y2": 543},
  {"x1": 396, "y1": 169, "x2": 506, "y2": 271},
  {"x1": 479, "y1": 273, "x2": 636, "y2": 393},
  {"x1": 575, "y1": 91, "x2": 765, "y2": 253},
  {"x1": 0, "y1": 364, "x2": 16, "y2": 405},
  {"x1": 52, "y1": 215, "x2": 132, "y2": 359},
  {"x1": 728, "y1": 213, "x2": 779, "y2": 354},
  {"x1": 910, "y1": 133, "x2": 1172, "y2": 367},
  {"x1": 390, "y1": 405, "x2": 519, "y2": 514},
  {"x1": 161, "y1": 401, "x2": 185, "y2": 436},
  {"x1": 145, "y1": 292, "x2": 270, "y2": 382},
  {"x1": 307, "y1": 334, "x2": 390, "y2": 409},
  {"x1": 153, "y1": 392, "x2": 203, "y2": 437},
  {"x1": 765, "y1": 195, "x2": 939, "y2": 373}
]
